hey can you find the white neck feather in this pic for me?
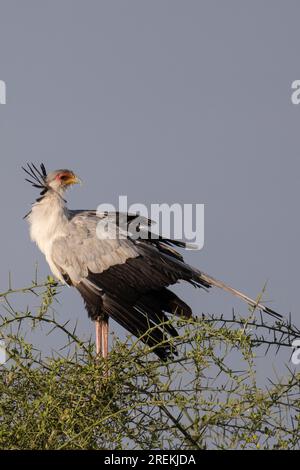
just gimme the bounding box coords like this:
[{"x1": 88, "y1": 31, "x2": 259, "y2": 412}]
[{"x1": 27, "y1": 191, "x2": 69, "y2": 261}]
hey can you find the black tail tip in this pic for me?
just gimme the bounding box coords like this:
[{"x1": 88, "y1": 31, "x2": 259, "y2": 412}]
[{"x1": 264, "y1": 306, "x2": 283, "y2": 320}]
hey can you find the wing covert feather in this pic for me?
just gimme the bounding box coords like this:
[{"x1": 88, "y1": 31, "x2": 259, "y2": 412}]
[{"x1": 51, "y1": 212, "x2": 139, "y2": 284}]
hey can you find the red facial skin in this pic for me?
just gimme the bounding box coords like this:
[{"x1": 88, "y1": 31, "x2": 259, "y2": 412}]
[{"x1": 55, "y1": 172, "x2": 74, "y2": 183}]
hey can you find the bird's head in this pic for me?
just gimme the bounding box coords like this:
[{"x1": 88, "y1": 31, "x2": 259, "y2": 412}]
[
  {"x1": 46, "y1": 169, "x2": 81, "y2": 191},
  {"x1": 23, "y1": 163, "x2": 81, "y2": 197}
]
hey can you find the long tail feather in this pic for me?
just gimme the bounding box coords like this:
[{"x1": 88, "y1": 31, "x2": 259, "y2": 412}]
[{"x1": 198, "y1": 271, "x2": 282, "y2": 320}]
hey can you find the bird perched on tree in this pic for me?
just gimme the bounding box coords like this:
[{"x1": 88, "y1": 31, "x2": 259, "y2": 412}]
[{"x1": 23, "y1": 163, "x2": 282, "y2": 360}]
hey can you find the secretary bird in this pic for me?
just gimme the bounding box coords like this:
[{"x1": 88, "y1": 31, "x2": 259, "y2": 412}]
[{"x1": 23, "y1": 163, "x2": 282, "y2": 360}]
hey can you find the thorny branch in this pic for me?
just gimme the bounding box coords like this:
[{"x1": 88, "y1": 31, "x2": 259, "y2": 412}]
[{"x1": 0, "y1": 276, "x2": 299, "y2": 449}]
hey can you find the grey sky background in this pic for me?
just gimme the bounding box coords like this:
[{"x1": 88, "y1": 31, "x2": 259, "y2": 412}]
[{"x1": 0, "y1": 1, "x2": 299, "y2": 378}]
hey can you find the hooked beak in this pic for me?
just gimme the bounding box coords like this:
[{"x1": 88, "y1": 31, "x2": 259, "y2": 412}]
[
  {"x1": 66, "y1": 174, "x2": 82, "y2": 186},
  {"x1": 74, "y1": 175, "x2": 82, "y2": 185}
]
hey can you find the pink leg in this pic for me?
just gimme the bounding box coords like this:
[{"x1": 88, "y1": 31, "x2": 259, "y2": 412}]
[{"x1": 95, "y1": 316, "x2": 109, "y2": 358}]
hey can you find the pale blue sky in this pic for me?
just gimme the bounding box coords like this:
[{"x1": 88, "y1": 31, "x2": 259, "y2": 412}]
[{"x1": 0, "y1": 1, "x2": 299, "y2": 377}]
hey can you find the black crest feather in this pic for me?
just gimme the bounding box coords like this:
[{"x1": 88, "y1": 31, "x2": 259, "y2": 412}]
[{"x1": 22, "y1": 163, "x2": 48, "y2": 195}]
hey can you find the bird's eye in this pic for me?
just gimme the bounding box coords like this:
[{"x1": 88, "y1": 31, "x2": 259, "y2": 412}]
[{"x1": 60, "y1": 174, "x2": 68, "y2": 180}]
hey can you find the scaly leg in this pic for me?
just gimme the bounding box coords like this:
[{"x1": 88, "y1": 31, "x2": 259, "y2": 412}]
[{"x1": 95, "y1": 315, "x2": 109, "y2": 358}]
